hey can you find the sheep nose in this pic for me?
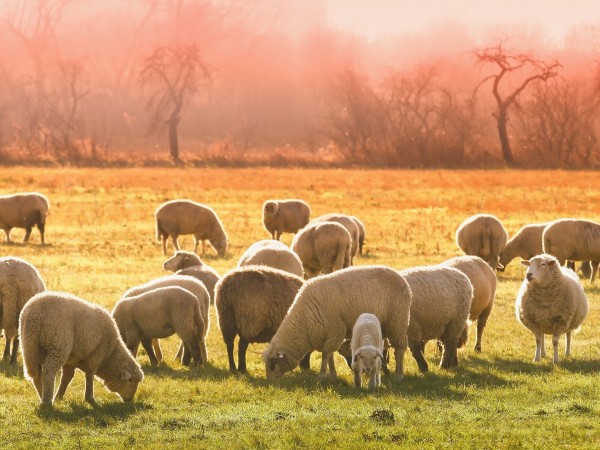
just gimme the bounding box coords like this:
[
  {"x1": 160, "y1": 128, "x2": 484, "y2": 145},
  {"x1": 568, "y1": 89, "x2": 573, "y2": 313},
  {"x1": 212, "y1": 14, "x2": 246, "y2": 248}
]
[{"x1": 526, "y1": 273, "x2": 533, "y2": 281}]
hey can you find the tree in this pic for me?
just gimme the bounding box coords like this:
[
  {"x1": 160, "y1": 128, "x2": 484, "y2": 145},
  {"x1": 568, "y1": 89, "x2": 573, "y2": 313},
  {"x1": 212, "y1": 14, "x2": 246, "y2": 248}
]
[
  {"x1": 475, "y1": 42, "x2": 561, "y2": 166},
  {"x1": 139, "y1": 44, "x2": 209, "y2": 163}
]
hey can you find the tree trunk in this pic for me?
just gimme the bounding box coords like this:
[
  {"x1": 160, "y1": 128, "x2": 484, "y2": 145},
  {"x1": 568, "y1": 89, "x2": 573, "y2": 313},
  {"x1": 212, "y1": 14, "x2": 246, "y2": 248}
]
[
  {"x1": 168, "y1": 110, "x2": 181, "y2": 163},
  {"x1": 496, "y1": 106, "x2": 515, "y2": 166}
]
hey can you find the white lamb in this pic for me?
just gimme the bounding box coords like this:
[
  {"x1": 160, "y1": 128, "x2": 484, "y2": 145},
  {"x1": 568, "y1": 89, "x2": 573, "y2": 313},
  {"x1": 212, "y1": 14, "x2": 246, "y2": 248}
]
[{"x1": 350, "y1": 313, "x2": 384, "y2": 390}]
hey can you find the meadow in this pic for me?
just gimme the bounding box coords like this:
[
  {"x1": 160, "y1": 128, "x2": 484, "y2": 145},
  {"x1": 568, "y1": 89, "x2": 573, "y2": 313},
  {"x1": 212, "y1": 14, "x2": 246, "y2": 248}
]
[{"x1": 0, "y1": 167, "x2": 599, "y2": 449}]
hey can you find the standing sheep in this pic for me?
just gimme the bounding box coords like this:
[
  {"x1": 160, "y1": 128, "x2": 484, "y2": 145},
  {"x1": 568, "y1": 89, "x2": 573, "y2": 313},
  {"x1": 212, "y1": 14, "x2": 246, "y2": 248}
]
[
  {"x1": 516, "y1": 254, "x2": 589, "y2": 363},
  {"x1": 399, "y1": 265, "x2": 473, "y2": 371},
  {"x1": 0, "y1": 192, "x2": 49, "y2": 244},
  {"x1": 163, "y1": 250, "x2": 220, "y2": 303},
  {"x1": 543, "y1": 218, "x2": 600, "y2": 282},
  {"x1": 262, "y1": 199, "x2": 311, "y2": 240},
  {"x1": 0, "y1": 256, "x2": 46, "y2": 364},
  {"x1": 350, "y1": 313, "x2": 384, "y2": 390},
  {"x1": 113, "y1": 286, "x2": 206, "y2": 367},
  {"x1": 441, "y1": 256, "x2": 496, "y2": 352},
  {"x1": 155, "y1": 199, "x2": 228, "y2": 257},
  {"x1": 237, "y1": 240, "x2": 303, "y2": 277},
  {"x1": 263, "y1": 265, "x2": 412, "y2": 382},
  {"x1": 215, "y1": 266, "x2": 304, "y2": 373},
  {"x1": 498, "y1": 223, "x2": 548, "y2": 271},
  {"x1": 291, "y1": 221, "x2": 351, "y2": 279},
  {"x1": 456, "y1": 214, "x2": 508, "y2": 270},
  {"x1": 310, "y1": 213, "x2": 360, "y2": 263},
  {"x1": 19, "y1": 292, "x2": 144, "y2": 407}
]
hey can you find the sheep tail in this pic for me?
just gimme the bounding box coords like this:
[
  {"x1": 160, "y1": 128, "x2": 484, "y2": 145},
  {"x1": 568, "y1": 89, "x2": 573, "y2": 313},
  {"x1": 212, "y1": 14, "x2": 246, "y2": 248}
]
[
  {"x1": 156, "y1": 219, "x2": 165, "y2": 243},
  {"x1": 481, "y1": 233, "x2": 491, "y2": 257}
]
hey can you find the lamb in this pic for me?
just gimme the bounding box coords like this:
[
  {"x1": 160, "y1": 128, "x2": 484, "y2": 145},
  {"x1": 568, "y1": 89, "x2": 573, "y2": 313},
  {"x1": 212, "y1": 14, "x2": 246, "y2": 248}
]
[
  {"x1": 456, "y1": 214, "x2": 508, "y2": 270},
  {"x1": 112, "y1": 286, "x2": 206, "y2": 367},
  {"x1": 441, "y1": 256, "x2": 496, "y2": 352},
  {"x1": 263, "y1": 265, "x2": 412, "y2": 382},
  {"x1": 237, "y1": 239, "x2": 303, "y2": 277},
  {"x1": 0, "y1": 256, "x2": 46, "y2": 364},
  {"x1": 262, "y1": 199, "x2": 311, "y2": 240},
  {"x1": 350, "y1": 313, "x2": 384, "y2": 390},
  {"x1": 155, "y1": 199, "x2": 228, "y2": 257},
  {"x1": 310, "y1": 213, "x2": 360, "y2": 263},
  {"x1": 19, "y1": 292, "x2": 144, "y2": 407},
  {"x1": 516, "y1": 253, "x2": 589, "y2": 363},
  {"x1": 215, "y1": 265, "x2": 304, "y2": 373},
  {"x1": 399, "y1": 265, "x2": 473, "y2": 371},
  {"x1": 163, "y1": 250, "x2": 221, "y2": 303},
  {"x1": 351, "y1": 216, "x2": 366, "y2": 255},
  {"x1": 122, "y1": 274, "x2": 210, "y2": 365},
  {"x1": 0, "y1": 192, "x2": 49, "y2": 244},
  {"x1": 543, "y1": 218, "x2": 600, "y2": 282}
]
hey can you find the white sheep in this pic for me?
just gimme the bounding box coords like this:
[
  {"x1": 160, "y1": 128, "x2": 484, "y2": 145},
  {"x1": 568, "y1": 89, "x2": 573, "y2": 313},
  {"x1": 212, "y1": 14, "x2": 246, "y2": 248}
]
[
  {"x1": 399, "y1": 265, "x2": 473, "y2": 371},
  {"x1": 262, "y1": 199, "x2": 311, "y2": 240},
  {"x1": 291, "y1": 221, "x2": 351, "y2": 279},
  {"x1": 237, "y1": 239, "x2": 303, "y2": 277},
  {"x1": 498, "y1": 223, "x2": 548, "y2": 271},
  {"x1": 19, "y1": 291, "x2": 144, "y2": 407},
  {"x1": 0, "y1": 192, "x2": 49, "y2": 244},
  {"x1": 350, "y1": 313, "x2": 384, "y2": 390},
  {"x1": 310, "y1": 213, "x2": 360, "y2": 263},
  {"x1": 263, "y1": 265, "x2": 412, "y2": 382},
  {"x1": 0, "y1": 256, "x2": 46, "y2": 364},
  {"x1": 163, "y1": 250, "x2": 221, "y2": 303},
  {"x1": 112, "y1": 286, "x2": 206, "y2": 367},
  {"x1": 441, "y1": 256, "x2": 496, "y2": 352},
  {"x1": 215, "y1": 265, "x2": 304, "y2": 373},
  {"x1": 155, "y1": 199, "x2": 228, "y2": 257},
  {"x1": 516, "y1": 254, "x2": 589, "y2": 363},
  {"x1": 456, "y1": 214, "x2": 508, "y2": 270},
  {"x1": 543, "y1": 218, "x2": 600, "y2": 282}
]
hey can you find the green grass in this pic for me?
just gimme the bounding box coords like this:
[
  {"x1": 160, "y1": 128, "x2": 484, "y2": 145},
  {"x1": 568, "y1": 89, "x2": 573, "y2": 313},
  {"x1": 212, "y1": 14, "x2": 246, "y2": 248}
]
[{"x1": 0, "y1": 167, "x2": 599, "y2": 448}]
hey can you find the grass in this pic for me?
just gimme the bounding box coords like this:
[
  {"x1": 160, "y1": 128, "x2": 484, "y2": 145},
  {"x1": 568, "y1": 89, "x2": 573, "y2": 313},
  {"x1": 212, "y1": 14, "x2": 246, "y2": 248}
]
[{"x1": 0, "y1": 167, "x2": 600, "y2": 449}]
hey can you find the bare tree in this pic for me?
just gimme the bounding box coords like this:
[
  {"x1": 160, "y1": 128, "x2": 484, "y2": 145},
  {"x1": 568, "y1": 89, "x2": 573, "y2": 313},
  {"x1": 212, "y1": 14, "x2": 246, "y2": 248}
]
[
  {"x1": 139, "y1": 44, "x2": 210, "y2": 162},
  {"x1": 475, "y1": 42, "x2": 561, "y2": 166}
]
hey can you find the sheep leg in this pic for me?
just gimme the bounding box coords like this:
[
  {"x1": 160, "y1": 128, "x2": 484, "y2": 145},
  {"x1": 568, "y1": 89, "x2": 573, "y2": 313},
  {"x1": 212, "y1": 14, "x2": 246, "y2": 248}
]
[
  {"x1": 23, "y1": 227, "x2": 32, "y2": 243},
  {"x1": 368, "y1": 370, "x2": 378, "y2": 390},
  {"x1": 172, "y1": 235, "x2": 180, "y2": 252},
  {"x1": 175, "y1": 342, "x2": 183, "y2": 361},
  {"x1": 317, "y1": 352, "x2": 335, "y2": 380},
  {"x1": 201, "y1": 240, "x2": 206, "y2": 255},
  {"x1": 552, "y1": 334, "x2": 561, "y2": 363},
  {"x1": 327, "y1": 353, "x2": 337, "y2": 378},
  {"x1": 299, "y1": 352, "x2": 311, "y2": 369},
  {"x1": 84, "y1": 371, "x2": 97, "y2": 405},
  {"x1": 32, "y1": 373, "x2": 43, "y2": 402},
  {"x1": 475, "y1": 303, "x2": 493, "y2": 353},
  {"x1": 440, "y1": 340, "x2": 458, "y2": 369},
  {"x1": 9, "y1": 336, "x2": 19, "y2": 365},
  {"x1": 199, "y1": 340, "x2": 208, "y2": 365},
  {"x1": 55, "y1": 365, "x2": 75, "y2": 400},
  {"x1": 37, "y1": 221, "x2": 45, "y2": 245},
  {"x1": 534, "y1": 331, "x2": 543, "y2": 362},
  {"x1": 591, "y1": 261, "x2": 599, "y2": 282},
  {"x1": 151, "y1": 338, "x2": 163, "y2": 362},
  {"x1": 237, "y1": 338, "x2": 249, "y2": 373},
  {"x1": 179, "y1": 332, "x2": 201, "y2": 367},
  {"x1": 225, "y1": 337, "x2": 237, "y2": 372},
  {"x1": 409, "y1": 342, "x2": 429, "y2": 372},
  {"x1": 41, "y1": 359, "x2": 61, "y2": 406},
  {"x1": 540, "y1": 334, "x2": 546, "y2": 358},
  {"x1": 141, "y1": 339, "x2": 159, "y2": 366},
  {"x1": 181, "y1": 344, "x2": 191, "y2": 366},
  {"x1": 393, "y1": 346, "x2": 406, "y2": 382},
  {"x1": 161, "y1": 235, "x2": 167, "y2": 255},
  {"x1": 565, "y1": 331, "x2": 572, "y2": 357},
  {"x1": 275, "y1": 230, "x2": 281, "y2": 241},
  {"x1": 2, "y1": 336, "x2": 10, "y2": 360},
  {"x1": 4, "y1": 228, "x2": 11, "y2": 243},
  {"x1": 353, "y1": 367, "x2": 362, "y2": 388}
]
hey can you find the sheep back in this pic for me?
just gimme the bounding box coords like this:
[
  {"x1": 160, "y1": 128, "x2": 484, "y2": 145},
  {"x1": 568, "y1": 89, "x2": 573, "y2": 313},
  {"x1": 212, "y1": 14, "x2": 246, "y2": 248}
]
[
  {"x1": 543, "y1": 218, "x2": 600, "y2": 264},
  {"x1": 311, "y1": 213, "x2": 360, "y2": 259},
  {"x1": 456, "y1": 214, "x2": 508, "y2": 269},
  {"x1": 238, "y1": 240, "x2": 303, "y2": 277}
]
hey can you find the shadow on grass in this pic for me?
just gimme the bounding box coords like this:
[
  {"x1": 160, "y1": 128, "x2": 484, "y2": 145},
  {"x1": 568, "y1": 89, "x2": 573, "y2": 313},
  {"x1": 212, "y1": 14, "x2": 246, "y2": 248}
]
[
  {"x1": 0, "y1": 241, "x2": 52, "y2": 248},
  {"x1": 36, "y1": 399, "x2": 153, "y2": 424},
  {"x1": 0, "y1": 359, "x2": 24, "y2": 378},
  {"x1": 489, "y1": 356, "x2": 600, "y2": 375},
  {"x1": 140, "y1": 360, "x2": 233, "y2": 382}
]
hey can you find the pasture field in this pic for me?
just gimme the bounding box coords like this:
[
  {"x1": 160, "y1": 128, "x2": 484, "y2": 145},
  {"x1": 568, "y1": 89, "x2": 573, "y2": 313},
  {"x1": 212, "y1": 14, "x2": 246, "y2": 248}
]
[{"x1": 0, "y1": 167, "x2": 600, "y2": 449}]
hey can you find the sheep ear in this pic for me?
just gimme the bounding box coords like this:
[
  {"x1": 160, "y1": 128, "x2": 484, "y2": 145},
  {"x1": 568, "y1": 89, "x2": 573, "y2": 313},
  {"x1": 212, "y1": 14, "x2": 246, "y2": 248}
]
[
  {"x1": 521, "y1": 260, "x2": 530, "y2": 267},
  {"x1": 548, "y1": 260, "x2": 556, "y2": 266},
  {"x1": 376, "y1": 349, "x2": 384, "y2": 361},
  {"x1": 120, "y1": 369, "x2": 132, "y2": 381}
]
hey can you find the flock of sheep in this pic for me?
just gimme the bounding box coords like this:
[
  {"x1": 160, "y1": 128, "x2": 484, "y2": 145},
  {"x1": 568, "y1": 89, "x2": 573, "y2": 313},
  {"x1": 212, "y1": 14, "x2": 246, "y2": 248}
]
[{"x1": 0, "y1": 192, "x2": 597, "y2": 408}]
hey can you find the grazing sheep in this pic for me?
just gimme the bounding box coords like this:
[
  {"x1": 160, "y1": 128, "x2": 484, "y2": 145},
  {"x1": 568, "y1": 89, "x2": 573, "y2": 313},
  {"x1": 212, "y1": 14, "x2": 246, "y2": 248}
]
[
  {"x1": 350, "y1": 313, "x2": 384, "y2": 390},
  {"x1": 155, "y1": 199, "x2": 228, "y2": 257},
  {"x1": 19, "y1": 292, "x2": 144, "y2": 407},
  {"x1": 113, "y1": 286, "x2": 206, "y2": 367},
  {"x1": 263, "y1": 265, "x2": 412, "y2": 382},
  {"x1": 516, "y1": 254, "x2": 589, "y2": 363},
  {"x1": 0, "y1": 256, "x2": 46, "y2": 364},
  {"x1": 291, "y1": 221, "x2": 351, "y2": 279},
  {"x1": 0, "y1": 192, "x2": 49, "y2": 244},
  {"x1": 456, "y1": 214, "x2": 508, "y2": 270},
  {"x1": 311, "y1": 213, "x2": 360, "y2": 263},
  {"x1": 215, "y1": 266, "x2": 304, "y2": 373},
  {"x1": 441, "y1": 256, "x2": 496, "y2": 352},
  {"x1": 351, "y1": 216, "x2": 366, "y2": 255},
  {"x1": 399, "y1": 265, "x2": 473, "y2": 371},
  {"x1": 262, "y1": 199, "x2": 311, "y2": 240},
  {"x1": 163, "y1": 250, "x2": 220, "y2": 303},
  {"x1": 237, "y1": 240, "x2": 303, "y2": 277},
  {"x1": 498, "y1": 223, "x2": 548, "y2": 271},
  {"x1": 543, "y1": 218, "x2": 600, "y2": 282},
  {"x1": 122, "y1": 274, "x2": 210, "y2": 365}
]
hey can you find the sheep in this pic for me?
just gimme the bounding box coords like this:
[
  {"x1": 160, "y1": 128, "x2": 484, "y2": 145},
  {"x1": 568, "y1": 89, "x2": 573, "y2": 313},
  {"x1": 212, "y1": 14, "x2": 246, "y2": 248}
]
[
  {"x1": 0, "y1": 192, "x2": 49, "y2": 244},
  {"x1": 351, "y1": 216, "x2": 366, "y2": 255},
  {"x1": 456, "y1": 214, "x2": 508, "y2": 270},
  {"x1": 399, "y1": 265, "x2": 473, "y2": 371},
  {"x1": 163, "y1": 250, "x2": 221, "y2": 303},
  {"x1": 441, "y1": 256, "x2": 496, "y2": 353},
  {"x1": 310, "y1": 213, "x2": 360, "y2": 263},
  {"x1": 112, "y1": 286, "x2": 206, "y2": 367},
  {"x1": 0, "y1": 256, "x2": 46, "y2": 364},
  {"x1": 215, "y1": 265, "x2": 304, "y2": 373},
  {"x1": 516, "y1": 254, "x2": 589, "y2": 363},
  {"x1": 262, "y1": 199, "x2": 311, "y2": 240},
  {"x1": 291, "y1": 221, "x2": 352, "y2": 279},
  {"x1": 19, "y1": 291, "x2": 144, "y2": 407},
  {"x1": 237, "y1": 239, "x2": 303, "y2": 277},
  {"x1": 155, "y1": 199, "x2": 228, "y2": 257},
  {"x1": 350, "y1": 313, "x2": 384, "y2": 390},
  {"x1": 543, "y1": 218, "x2": 600, "y2": 282},
  {"x1": 122, "y1": 274, "x2": 210, "y2": 365},
  {"x1": 263, "y1": 265, "x2": 412, "y2": 382}
]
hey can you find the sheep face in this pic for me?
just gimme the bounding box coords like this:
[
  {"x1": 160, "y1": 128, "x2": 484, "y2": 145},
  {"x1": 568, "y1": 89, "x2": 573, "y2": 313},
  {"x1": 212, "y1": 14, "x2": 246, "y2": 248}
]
[
  {"x1": 263, "y1": 202, "x2": 279, "y2": 218},
  {"x1": 163, "y1": 251, "x2": 196, "y2": 271},
  {"x1": 213, "y1": 239, "x2": 227, "y2": 257},
  {"x1": 521, "y1": 254, "x2": 559, "y2": 286},
  {"x1": 104, "y1": 368, "x2": 144, "y2": 402},
  {"x1": 351, "y1": 346, "x2": 383, "y2": 387},
  {"x1": 264, "y1": 349, "x2": 293, "y2": 381}
]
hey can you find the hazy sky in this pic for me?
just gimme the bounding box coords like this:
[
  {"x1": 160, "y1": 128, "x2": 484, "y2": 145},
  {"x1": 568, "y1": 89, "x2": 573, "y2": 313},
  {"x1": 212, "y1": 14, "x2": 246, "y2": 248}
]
[{"x1": 327, "y1": 0, "x2": 600, "y2": 43}]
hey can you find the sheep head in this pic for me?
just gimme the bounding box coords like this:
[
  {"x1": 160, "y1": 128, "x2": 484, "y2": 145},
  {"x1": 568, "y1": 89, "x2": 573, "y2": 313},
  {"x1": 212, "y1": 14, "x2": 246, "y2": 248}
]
[
  {"x1": 351, "y1": 346, "x2": 383, "y2": 379},
  {"x1": 521, "y1": 254, "x2": 560, "y2": 286},
  {"x1": 163, "y1": 250, "x2": 203, "y2": 271},
  {"x1": 263, "y1": 201, "x2": 279, "y2": 218},
  {"x1": 263, "y1": 348, "x2": 294, "y2": 381}
]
